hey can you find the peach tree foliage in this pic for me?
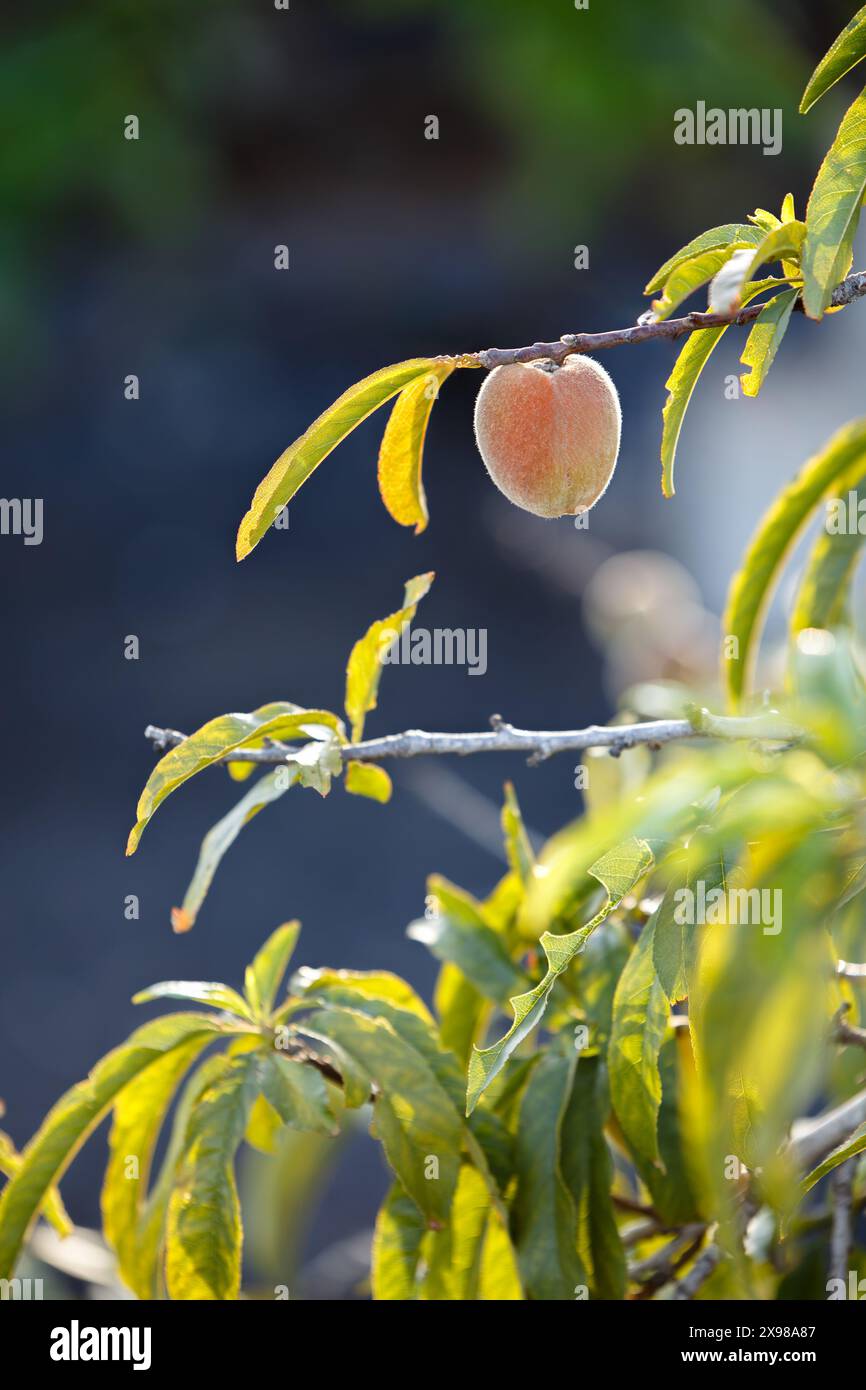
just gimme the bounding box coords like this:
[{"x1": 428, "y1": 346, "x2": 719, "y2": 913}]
[{"x1": 4, "y1": 10, "x2": 866, "y2": 1301}]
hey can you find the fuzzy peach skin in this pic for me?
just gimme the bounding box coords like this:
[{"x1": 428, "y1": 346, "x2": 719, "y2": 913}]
[{"x1": 473, "y1": 355, "x2": 621, "y2": 518}]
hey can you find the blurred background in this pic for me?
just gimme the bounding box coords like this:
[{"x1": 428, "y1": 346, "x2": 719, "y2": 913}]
[{"x1": 2, "y1": 0, "x2": 865, "y2": 1297}]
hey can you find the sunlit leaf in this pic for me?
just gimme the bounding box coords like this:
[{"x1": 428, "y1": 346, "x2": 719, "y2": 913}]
[
  {"x1": 408, "y1": 876, "x2": 526, "y2": 1005},
  {"x1": 798, "y1": 1124, "x2": 866, "y2": 1199},
  {"x1": 644, "y1": 224, "x2": 763, "y2": 295},
  {"x1": 378, "y1": 362, "x2": 454, "y2": 532},
  {"x1": 560, "y1": 1057, "x2": 625, "y2": 1300},
  {"x1": 722, "y1": 418, "x2": 866, "y2": 705},
  {"x1": 236, "y1": 358, "x2": 439, "y2": 560},
  {"x1": 652, "y1": 247, "x2": 747, "y2": 321},
  {"x1": 258, "y1": 1051, "x2": 337, "y2": 1135},
  {"x1": 418, "y1": 1162, "x2": 521, "y2": 1300},
  {"x1": 295, "y1": 967, "x2": 434, "y2": 1024},
  {"x1": 132, "y1": 979, "x2": 256, "y2": 1021},
  {"x1": 165, "y1": 1053, "x2": 261, "y2": 1300},
  {"x1": 0, "y1": 1014, "x2": 240, "y2": 1280},
  {"x1": 0, "y1": 1132, "x2": 72, "y2": 1242},
  {"x1": 371, "y1": 1182, "x2": 426, "y2": 1299},
  {"x1": 739, "y1": 288, "x2": 799, "y2": 398},
  {"x1": 244, "y1": 922, "x2": 301, "y2": 1019},
  {"x1": 344, "y1": 761, "x2": 393, "y2": 802},
  {"x1": 802, "y1": 86, "x2": 866, "y2": 319},
  {"x1": 800, "y1": 6, "x2": 866, "y2": 113},
  {"x1": 608, "y1": 909, "x2": 669, "y2": 1167},
  {"x1": 127, "y1": 704, "x2": 344, "y2": 854},
  {"x1": 466, "y1": 838, "x2": 654, "y2": 1113},
  {"x1": 791, "y1": 476, "x2": 866, "y2": 634},
  {"x1": 344, "y1": 572, "x2": 434, "y2": 741},
  {"x1": 501, "y1": 782, "x2": 535, "y2": 884}
]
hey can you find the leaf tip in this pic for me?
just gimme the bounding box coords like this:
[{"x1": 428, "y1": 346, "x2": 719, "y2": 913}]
[{"x1": 171, "y1": 906, "x2": 194, "y2": 934}]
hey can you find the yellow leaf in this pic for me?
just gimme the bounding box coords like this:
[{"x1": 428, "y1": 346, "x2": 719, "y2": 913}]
[{"x1": 378, "y1": 363, "x2": 454, "y2": 532}]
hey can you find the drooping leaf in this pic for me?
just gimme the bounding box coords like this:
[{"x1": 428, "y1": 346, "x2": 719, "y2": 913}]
[
  {"x1": 434, "y1": 963, "x2": 488, "y2": 1065},
  {"x1": 608, "y1": 911, "x2": 669, "y2": 1167},
  {"x1": 165, "y1": 1053, "x2": 261, "y2": 1300},
  {"x1": 417, "y1": 1163, "x2": 521, "y2": 1300},
  {"x1": 791, "y1": 475, "x2": 866, "y2": 634},
  {"x1": 739, "y1": 288, "x2": 799, "y2": 398},
  {"x1": 501, "y1": 782, "x2": 535, "y2": 884},
  {"x1": 722, "y1": 418, "x2": 866, "y2": 705},
  {"x1": 244, "y1": 921, "x2": 301, "y2": 1019},
  {"x1": 127, "y1": 704, "x2": 344, "y2": 854},
  {"x1": 306, "y1": 1006, "x2": 462, "y2": 1222},
  {"x1": 466, "y1": 838, "x2": 654, "y2": 1113},
  {"x1": 800, "y1": 6, "x2": 866, "y2": 113},
  {"x1": 408, "y1": 876, "x2": 526, "y2": 1005},
  {"x1": 172, "y1": 772, "x2": 298, "y2": 933},
  {"x1": 512, "y1": 1043, "x2": 583, "y2": 1300},
  {"x1": 236, "y1": 358, "x2": 440, "y2": 560},
  {"x1": 802, "y1": 86, "x2": 866, "y2": 319},
  {"x1": 132, "y1": 979, "x2": 256, "y2": 1021},
  {"x1": 644, "y1": 224, "x2": 764, "y2": 295},
  {"x1": 102, "y1": 1037, "x2": 213, "y2": 1298},
  {"x1": 378, "y1": 362, "x2": 455, "y2": 533},
  {"x1": 0, "y1": 1014, "x2": 240, "y2": 1280},
  {"x1": 344, "y1": 572, "x2": 434, "y2": 741},
  {"x1": 371, "y1": 1181, "x2": 426, "y2": 1299},
  {"x1": 660, "y1": 279, "x2": 780, "y2": 497},
  {"x1": 0, "y1": 1132, "x2": 72, "y2": 1242},
  {"x1": 344, "y1": 760, "x2": 393, "y2": 802},
  {"x1": 560, "y1": 1057, "x2": 626, "y2": 1300}
]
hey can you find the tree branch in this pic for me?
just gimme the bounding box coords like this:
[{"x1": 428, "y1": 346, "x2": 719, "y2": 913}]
[
  {"x1": 472, "y1": 269, "x2": 866, "y2": 369},
  {"x1": 829, "y1": 1159, "x2": 856, "y2": 1287},
  {"x1": 144, "y1": 708, "x2": 801, "y2": 770}
]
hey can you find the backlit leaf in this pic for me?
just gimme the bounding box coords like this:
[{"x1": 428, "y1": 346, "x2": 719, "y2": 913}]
[
  {"x1": 236, "y1": 358, "x2": 439, "y2": 560},
  {"x1": 244, "y1": 922, "x2": 301, "y2": 1019},
  {"x1": 800, "y1": 6, "x2": 866, "y2": 113},
  {"x1": 344, "y1": 760, "x2": 393, "y2": 803},
  {"x1": 132, "y1": 979, "x2": 256, "y2": 1021},
  {"x1": 644, "y1": 224, "x2": 763, "y2": 295},
  {"x1": 802, "y1": 86, "x2": 866, "y2": 319},
  {"x1": 378, "y1": 362, "x2": 454, "y2": 532},
  {"x1": 739, "y1": 288, "x2": 799, "y2": 398},
  {"x1": 608, "y1": 911, "x2": 669, "y2": 1167},
  {"x1": 344, "y1": 572, "x2": 434, "y2": 741}
]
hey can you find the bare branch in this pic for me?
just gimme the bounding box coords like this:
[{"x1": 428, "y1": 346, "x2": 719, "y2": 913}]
[
  {"x1": 789, "y1": 1086, "x2": 866, "y2": 1171},
  {"x1": 472, "y1": 270, "x2": 866, "y2": 370},
  {"x1": 144, "y1": 707, "x2": 801, "y2": 770},
  {"x1": 670, "y1": 1242, "x2": 724, "y2": 1300}
]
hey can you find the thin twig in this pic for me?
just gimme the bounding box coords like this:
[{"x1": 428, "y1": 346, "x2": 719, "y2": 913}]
[
  {"x1": 829, "y1": 1159, "x2": 856, "y2": 1286},
  {"x1": 471, "y1": 270, "x2": 866, "y2": 369},
  {"x1": 143, "y1": 707, "x2": 800, "y2": 770},
  {"x1": 670, "y1": 1243, "x2": 723, "y2": 1300}
]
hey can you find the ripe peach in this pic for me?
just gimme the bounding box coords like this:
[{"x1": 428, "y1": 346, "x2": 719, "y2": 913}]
[{"x1": 473, "y1": 356, "x2": 621, "y2": 518}]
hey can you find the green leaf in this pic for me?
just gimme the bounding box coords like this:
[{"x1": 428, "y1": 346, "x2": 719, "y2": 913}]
[
  {"x1": 800, "y1": 6, "x2": 866, "y2": 113},
  {"x1": 660, "y1": 279, "x2": 779, "y2": 497},
  {"x1": 0, "y1": 1132, "x2": 72, "y2": 1242},
  {"x1": 512, "y1": 1044, "x2": 584, "y2": 1300},
  {"x1": 378, "y1": 362, "x2": 454, "y2": 533},
  {"x1": 295, "y1": 967, "x2": 434, "y2": 1023},
  {"x1": 799, "y1": 1125, "x2": 866, "y2": 1200},
  {"x1": 0, "y1": 1013, "x2": 237, "y2": 1280},
  {"x1": 560, "y1": 1057, "x2": 625, "y2": 1300},
  {"x1": 165, "y1": 1053, "x2": 261, "y2": 1300},
  {"x1": 172, "y1": 772, "x2": 298, "y2": 934},
  {"x1": 418, "y1": 1163, "x2": 522, "y2": 1300},
  {"x1": 739, "y1": 288, "x2": 799, "y2": 398},
  {"x1": 408, "y1": 876, "x2": 526, "y2": 1004},
  {"x1": 371, "y1": 1182, "x2": 426, "y2": 1299},
  {"x1": 722, "y1": 418, "x2": 866, "y2": 706},
  {"x1": 132, "y1": 979, "x2": 256, "y2": 1021},
  {"x1": 344, "y1": 760, "x2": 393, "y2": 802},
  {"x1": 434, "y1": 964, "x2": 488, "y2": 1065},
  {"x1": 466, "y1": 838, "x2": 654, "y2": 1113},
  {"x1": 651, "y1": 247, "x2": 748, "y2": 320},
  {"x1": 653, "y1": 850, "x2": 728, "y2": 1005},
  {"x1": 501, "y1": 782, "x2": 535, "y2": 884},
  {"x1": 127, "y1": 704, "x2": 344, "y2": 854},
  {"x1": 236, "y1": 358, "x2": 439, "y2": 560},
  {"x1": 608, "y1": 911, "x2": 669, "y2": 1167},
  {"x1": 306, "y1": 1006, "x2": 462, "y2": 1222},
  {"x1": 644, "y1": 224, "x2": 764, "y2": 295},
  {"x1": 244, "y1": 922, "x2": 301, "y2": 1019},
  {"x1": 258, "y1": 1051, "x2": 337, "y2": 1134},
  {"x1": 344, "y1": 572, "x2": 434, "y2": 741},
  {"x1": 802, "y1": 86, "x2": 866, "y2": 319},
  {"x1": 101, "y1": 1037, "x2": 213, "y2": 1298},
  {"x1": 791, "y1": 475, "x2": 866, "y2": 634}
]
